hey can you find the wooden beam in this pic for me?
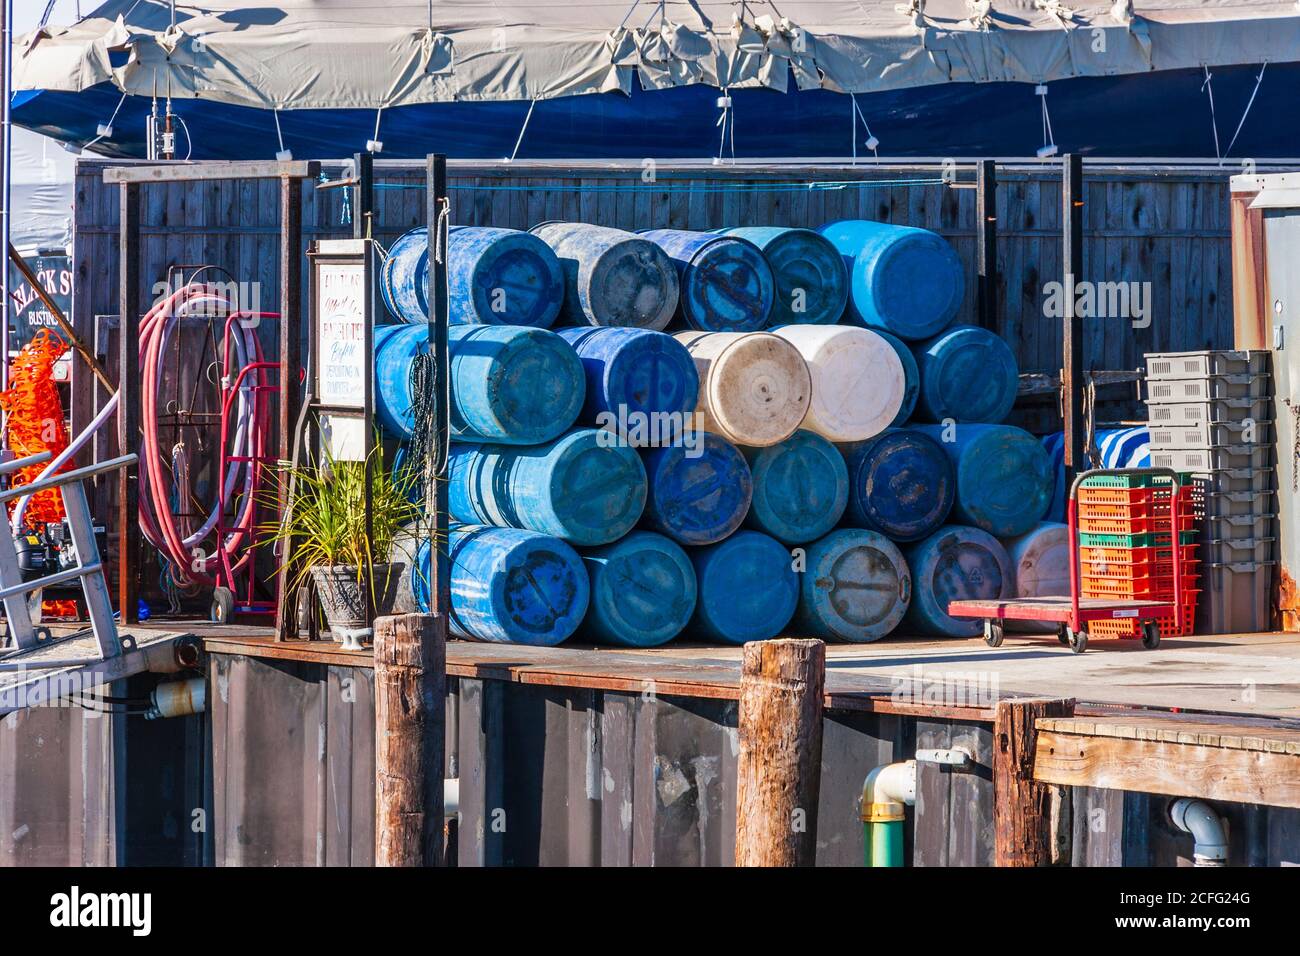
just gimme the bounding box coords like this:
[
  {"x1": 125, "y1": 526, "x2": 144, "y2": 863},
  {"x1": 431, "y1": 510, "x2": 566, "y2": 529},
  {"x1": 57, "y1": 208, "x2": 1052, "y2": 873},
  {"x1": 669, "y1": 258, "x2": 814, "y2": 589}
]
[
  {"x1": 104, "y1": 160, "x2": 321, "y2": 184},
  {"x1": 1035, "y1": 729, "x2": 1300, "y2": 809},
  {"x1": 993, "y1": 696, "x2": 1075, "y2": 867},
  {"x1": 374, "y1": 613, "x2": 446, "y2": 866},
  {"x1": 116, "y1": 182, "x2": 141, "y2": 625},
  {"x1": 735, "y1": 638, "x2": 825, "y2": 867},
  {"x1": 1061, "y1": 154, "x2": 1086, "y2": 485}
]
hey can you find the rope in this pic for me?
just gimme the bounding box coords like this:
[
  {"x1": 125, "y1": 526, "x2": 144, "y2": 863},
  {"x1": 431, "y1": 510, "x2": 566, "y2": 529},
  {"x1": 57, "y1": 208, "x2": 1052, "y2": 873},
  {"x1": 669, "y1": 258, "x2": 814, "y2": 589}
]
[
  {"x1": 1201, "y1": 66, "x2": 1221, "y2": 161},
  {"x1": 509, "y1": 100, "x2": 537, "y2": 162},
  {"x1": 1224, "y1": 62, "x2": 1268, "y2": 158}
]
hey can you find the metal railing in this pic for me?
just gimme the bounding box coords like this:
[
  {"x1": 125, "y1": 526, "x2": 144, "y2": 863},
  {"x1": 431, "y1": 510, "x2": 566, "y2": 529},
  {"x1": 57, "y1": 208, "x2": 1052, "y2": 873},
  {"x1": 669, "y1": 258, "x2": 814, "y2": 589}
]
[{"x1": 0, "y1": 451, "x2": 137, "y2": 661}]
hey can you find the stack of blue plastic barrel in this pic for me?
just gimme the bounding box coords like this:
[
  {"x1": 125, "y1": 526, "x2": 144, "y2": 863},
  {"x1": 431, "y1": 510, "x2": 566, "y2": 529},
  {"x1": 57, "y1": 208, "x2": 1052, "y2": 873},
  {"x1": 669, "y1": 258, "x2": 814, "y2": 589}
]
[{"x1": 374, "y1": 215, "x2": 1058, "y2": 647}]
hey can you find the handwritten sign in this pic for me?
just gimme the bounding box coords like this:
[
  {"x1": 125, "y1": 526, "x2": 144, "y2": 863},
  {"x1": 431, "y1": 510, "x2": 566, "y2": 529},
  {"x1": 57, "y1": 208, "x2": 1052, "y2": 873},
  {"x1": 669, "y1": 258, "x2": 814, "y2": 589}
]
[{"x1": 315, "y1": 260, "x2": 366, "y2": 408}]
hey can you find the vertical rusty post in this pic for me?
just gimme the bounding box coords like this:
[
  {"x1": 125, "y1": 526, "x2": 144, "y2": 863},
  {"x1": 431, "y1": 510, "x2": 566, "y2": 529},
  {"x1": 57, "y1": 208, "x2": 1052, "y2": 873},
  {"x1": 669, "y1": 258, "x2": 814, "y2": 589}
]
[
  {"x1": 276, "y1": 174, "x2": 304, "y2": 639},
  {"x1": 353, "y1": 151, "x2": 374, "y2": 241},
  {"x1": 1062, "y1": 154, "x2": 1085, "y2": 487},
  {"x1": 426, "y1": 154, "x2": 451, "y2": 617},
  {"x1": 976, "y1": 159, "x2": 999, "y2": 332},
  {"x1": 735, "y1": 638, "x2": 826, "y2": 867},
  {"x1": 116, "y1": 181, "x2": 141, "y2": 624},
  {"x1": 994, "y1": 697, "x2": 1075, "y2": 866},
  {"x1": 374, "y1": 612, "x2": 447, "y2": 866}
]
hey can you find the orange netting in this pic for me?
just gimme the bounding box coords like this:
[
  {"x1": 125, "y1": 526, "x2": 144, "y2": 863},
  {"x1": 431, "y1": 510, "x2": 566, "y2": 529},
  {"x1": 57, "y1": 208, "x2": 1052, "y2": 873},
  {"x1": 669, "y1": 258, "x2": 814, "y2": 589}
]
[{"x1": 0, "y1": 328, "x2": 72, "y2": 528}]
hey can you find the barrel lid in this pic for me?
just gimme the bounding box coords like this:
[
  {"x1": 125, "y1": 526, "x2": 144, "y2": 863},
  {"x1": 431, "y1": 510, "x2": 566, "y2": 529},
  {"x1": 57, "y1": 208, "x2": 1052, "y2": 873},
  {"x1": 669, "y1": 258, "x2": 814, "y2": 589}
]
[
  {"x1": 870, "y1": 229, "x2": 963, "y2": 339},
  {"x1": 847, "y1": 429, "x2": 954, "y2": 542},
  {"x1": 1004, "y1": 522, "x2": 1070, "y2": 595},
  {"x1": 587, "y1": 531, "x2": 696, "y2": 647},
  {"x1": 466, "y1": 230, "x2": 563, "y2": 328},
  {"x1": 586, "y1": 236, "x2": 679, "y2": 330},
  {"x1": 479, "y1": 327, "x2": 585, "y2": 443},
  {"x1": 694, "y1": 530, "x2": 798, "y2": 643},
  {"x1": 493, "y1": 535, "x2": 589, "y2": 645},
  {"x1": 678, "y1": 236, "x2": 773, "y2": 332},
  {"x1": 644, "y1": 434, "x2": 753, "y2": 546},
  {"x1": 748, "y1": 430, "x2": 848, "y2": 545},
  {"x1": 759, "y1": 227, "x2": 850, "y2": 326},
  {"x1": 906, "y1": 525, "x2": 1009, "y2": 635},
  {"x1": 685, "y1": 332, "x2": 810, "y2": 447},
  {"x1": 548, "y1": 430, "x2": 647, "y2": 546},
  {"x1": 952, "y1": 426, "x2": 1053, "y2": 537},
  {"x1": 915, "y1": 325, "x2": 1018, "y2": 424},
  {"x1": 802, "y1": 528, "x2": 910, "y2": 641},
  {"x1": 776, "y1": 326, "x2": 903, "y2": 442},
  {"x1": 603, "y1": 330, "x2": 699, "y2": 419}
]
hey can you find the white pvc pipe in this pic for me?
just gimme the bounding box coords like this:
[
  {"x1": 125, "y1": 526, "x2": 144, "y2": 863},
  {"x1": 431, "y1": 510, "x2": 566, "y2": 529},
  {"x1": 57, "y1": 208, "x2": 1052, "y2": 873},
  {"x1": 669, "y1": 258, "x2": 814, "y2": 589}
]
[
  {"x1": 862, "y1": 760, "x2": 916, "y2": 821},
  {"x1": 1169, "y1": 798, "x2": 1228, "y2": 866}
]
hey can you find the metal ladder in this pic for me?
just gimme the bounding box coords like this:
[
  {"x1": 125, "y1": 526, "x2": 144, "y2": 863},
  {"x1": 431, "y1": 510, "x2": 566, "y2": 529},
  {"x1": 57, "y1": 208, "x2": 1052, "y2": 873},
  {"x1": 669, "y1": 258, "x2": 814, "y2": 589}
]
[{"x1": 0, "y1": 451, "x2": 137, "y2": 661}]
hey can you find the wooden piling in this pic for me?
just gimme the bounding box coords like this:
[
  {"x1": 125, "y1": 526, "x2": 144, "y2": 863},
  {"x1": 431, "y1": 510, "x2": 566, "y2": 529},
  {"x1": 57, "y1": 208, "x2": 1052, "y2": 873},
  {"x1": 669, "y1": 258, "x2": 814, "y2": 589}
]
[
  {"x1": 994, "y1": 696, "x2": 1075, "y2": 866},
  {"x1": 374, "y1": 612, "x2": 447, "y2": 867},
  {"x1": 735, "y1": 638, "x2": 826, "y2": 867}
]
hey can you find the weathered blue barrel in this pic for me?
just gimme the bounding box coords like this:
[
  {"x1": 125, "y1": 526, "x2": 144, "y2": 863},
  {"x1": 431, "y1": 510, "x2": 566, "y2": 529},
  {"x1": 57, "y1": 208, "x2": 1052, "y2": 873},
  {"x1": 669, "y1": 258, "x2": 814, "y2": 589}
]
[
  {"x1": 794, "y1": 529, "x2": 911, "y2": 642},
  {"x1": 414, "y1": 525, "x2": 589, "y2": 645},
  {"x1": 817, "y1": 219, "x2": 963, "y2": 340},
  {"x1": 902, "y1": 525, "x2": 1011, "y2": 637},
  {"x1": 875, "y1": 329, "x2": 919, "y2": 427},
  {"x1": 744, "y1": 430, "x2": 849, "y2": 545},
  {"x1": 529, "y1": 222, "x2": 678, "y2": 329},
  {"x1": 642, "y1": 433, "x2": 752, "y2": 546},
  {"x1": 580, "y1": 531, "x2": 697, "y2": 647},
  {"x1": 912, "y1": 424, "x2": 1052, "y2": 538},
  {"x1": 691, "y1": 530, "x2": 798, "y2": 644},
  {"x1": 637, "y1": 229, "x2": 775, "y2": 331},
  {"x1": 911, "y1": 325, "x2": 1018, "y2": 424},
  {"x1": 842, "y1": 429, "x2": 955, "y2": 542},
  {"x1": 1002, "y1": 522, "x2": 1070, "y2": 632},
  {"x1": 391, "y1": 443, "x2": 421, "y2": 506},
  {"x1": 374, "y1": 323, "x2": 584, "y2": 443},
  {"x1": 554, "y1": 327, "x2": 699, "y2": 434},
  {"x1": 716, "y1": 226, "x2": 848, "y2": 326},
  {"x1": 381, "y1": 226, "x2": 565, "y2": 327},
  {"x1": 447, "y1": 429, "x2": 646, "y2": 546}
]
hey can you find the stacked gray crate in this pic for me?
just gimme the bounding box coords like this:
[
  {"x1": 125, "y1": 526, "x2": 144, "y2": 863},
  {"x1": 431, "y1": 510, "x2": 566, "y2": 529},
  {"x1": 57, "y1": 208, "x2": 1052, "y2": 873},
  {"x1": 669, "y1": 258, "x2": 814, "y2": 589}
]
[{"x1": 1145, "y1": 350, "x2": 1276, "y2": 634}]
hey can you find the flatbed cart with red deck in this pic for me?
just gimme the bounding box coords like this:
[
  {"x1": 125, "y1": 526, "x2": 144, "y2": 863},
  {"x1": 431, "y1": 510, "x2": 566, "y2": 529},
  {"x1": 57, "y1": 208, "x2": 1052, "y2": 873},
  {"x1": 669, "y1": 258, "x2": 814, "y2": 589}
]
[{"x1": 947, "y1": 467, "x2": 1191, "y2": 654}]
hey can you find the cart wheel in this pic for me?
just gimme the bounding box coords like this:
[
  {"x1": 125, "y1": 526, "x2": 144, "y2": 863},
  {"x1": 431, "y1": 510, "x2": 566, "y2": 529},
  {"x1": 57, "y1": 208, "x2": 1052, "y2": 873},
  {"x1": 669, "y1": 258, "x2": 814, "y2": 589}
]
[
  {"x1": 1141, "y1": 621, "x2": 1161, "y2": 650},
  {"x1": 211, "y1": 587, "x2": 235, "y2": 625},
  {"x1": 1067, "y1": 627, "x2": 1089, "y2": 654},
  {"x1": 1056, "y1": 624, "x2": 1070, "y2": 646},
  {"x1": 983, "y1": 619, "x2": 1004, "y2": 648}
]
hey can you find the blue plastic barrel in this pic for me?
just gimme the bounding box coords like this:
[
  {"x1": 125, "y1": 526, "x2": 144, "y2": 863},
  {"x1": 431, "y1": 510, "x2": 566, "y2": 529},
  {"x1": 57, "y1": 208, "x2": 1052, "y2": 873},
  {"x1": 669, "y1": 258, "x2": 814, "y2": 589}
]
[
  {"x1": 794, "y1": 529, "x2": 911, "y2": 643},
  {"x1": 580, "y1": 531, "x2": 697, "y2": 647},
  {"x1": 691, "y1": 530, "x2": 798, "y2": 644},
  {"x1": 529, "y1": 222, "x2": 678, "y2": 329},
  {"x1": 817, "y1": 219, "x2": 963, "y2": 340},
  {"x1": 448, "y1": 429, "x2": 647, "y2": 546},
  {"x1": 1040, "y1": 427, "x2": 1151, "y2": 521},
  {"x1": 912, "y1": 424, "x2": 1052, "y2": 538},
  {"x1": 875, "y1": 329, "x2": 919, "y2": 427},
  {"x1": 842, "y1": 429, "x2": 955, "y2": 542},
  {"x1": 902, "y1": 525, "x2": 1012, "y2": 637},
  {"x1": 374, "y1": 323, "x2": 584, "y2": 443},
  {"x1": 642, "y1": 433, "x2": 752, "y2": 546},
  {"x1": 414, "y1": 525, "x2": 589, "y2": 645},
  {"x1": 744, "y1": 430, "x2": 849, "y2": 545},
  {"x1": 554, "y1": 327, "x2": 699, "y2": 433},
  {"x1": 381, "y1": 226, "x2": 565, "y2": 327},
  {"x1": 911, "y1": 325, "x2": 1018, "y2": 424},
  {"x1": 638, "y1": 229, "x2": 775, "y2": 331},
  {"x1": 716, "y1": 226, "x2": 848, "y2": 326}
]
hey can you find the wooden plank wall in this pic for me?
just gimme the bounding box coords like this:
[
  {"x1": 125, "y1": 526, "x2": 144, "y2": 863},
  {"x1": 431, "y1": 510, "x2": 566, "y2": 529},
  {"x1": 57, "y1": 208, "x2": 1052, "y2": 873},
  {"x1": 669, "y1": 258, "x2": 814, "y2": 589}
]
[{"x1": 72, "y1": 158, "x2": 1240, "y2": 392}]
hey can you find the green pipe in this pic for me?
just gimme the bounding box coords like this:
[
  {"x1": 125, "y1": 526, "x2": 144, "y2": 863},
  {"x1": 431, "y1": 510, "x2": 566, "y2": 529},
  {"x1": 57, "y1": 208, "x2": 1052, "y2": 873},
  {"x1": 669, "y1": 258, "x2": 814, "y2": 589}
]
[{"x1": 863, "y1": 820, "x2": 905, "y2": 867}]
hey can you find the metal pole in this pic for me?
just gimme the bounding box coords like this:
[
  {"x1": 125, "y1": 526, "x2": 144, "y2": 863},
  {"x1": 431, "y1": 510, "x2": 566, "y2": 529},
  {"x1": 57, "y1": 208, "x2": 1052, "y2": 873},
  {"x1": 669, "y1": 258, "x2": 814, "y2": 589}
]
[
  {"x1": 976, "y1": 159, "x2": 999, "y2": 332},
  {"x1": 353, "y1": 151, "x2": 374, "y2": 241},
  {"x1": 2, "y1": 0, "x2": 15, "y2": 405},
  {"x1": 425, "y1": 154, "x2": 450, "y2": 619},
  {"x1": 1062, "y1": 153, "x2": 1085, "y2": 489}
]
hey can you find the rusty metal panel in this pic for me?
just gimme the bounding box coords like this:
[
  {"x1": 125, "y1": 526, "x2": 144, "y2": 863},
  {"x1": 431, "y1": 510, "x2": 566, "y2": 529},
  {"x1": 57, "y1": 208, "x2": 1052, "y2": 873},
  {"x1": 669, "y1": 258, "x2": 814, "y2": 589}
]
[
  {"x1": 456, "y1": 677, "x2": 505, "y2": 867},
  {"x1": 323, "y1": 666, "x2": 375, "y2": 866},
  {"x1": 816, "y1": 711, "x2": 911, "y2": 866},
  {"x1": 913, "y1": 719, "x2": 995, "y2": 866},
  {"x1": 1070, "y1": 787, "x2": 1125, "y2": 866}
]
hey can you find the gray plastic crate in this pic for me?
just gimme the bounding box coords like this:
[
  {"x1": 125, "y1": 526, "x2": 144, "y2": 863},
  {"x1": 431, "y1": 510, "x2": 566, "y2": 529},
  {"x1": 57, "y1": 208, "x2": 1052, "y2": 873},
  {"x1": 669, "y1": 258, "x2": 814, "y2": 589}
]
[
  {"x1": 1202, "y1": 512, "x2": 1277, "y2": 541},
  {"x1": 1144, "y1": 397, "x2": 1273, "y2": 425},
  {"x1": 1150, "y1": 444, "x2": 1274, "y2": 472},
  {"x1": 1195, "y1": 560, "x2": 1276, "y2": 635},
  {"x1": 1201, "y1": 467, "x2": 1277, "y2": 494},
  {"x1": 1145, "y1": 350, "x2": 1271, "y2": 380},
  {"x1": 1147, "y1": 420, "x2": 1274, "y2": 450},
  {"x1": 1145, "y1": 374, "x2": 1271, "y2": 404},
  {"x1": 1202, "y1": 489, "x2": 1276, "y2": 518}
]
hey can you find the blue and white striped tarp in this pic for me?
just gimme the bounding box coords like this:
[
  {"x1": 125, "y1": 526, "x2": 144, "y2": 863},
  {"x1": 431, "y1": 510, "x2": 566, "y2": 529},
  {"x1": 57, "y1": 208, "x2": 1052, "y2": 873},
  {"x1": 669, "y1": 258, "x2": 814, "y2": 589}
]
[{"x1": 1040, "y1": 427, "x2": 1151, "y2": 522}]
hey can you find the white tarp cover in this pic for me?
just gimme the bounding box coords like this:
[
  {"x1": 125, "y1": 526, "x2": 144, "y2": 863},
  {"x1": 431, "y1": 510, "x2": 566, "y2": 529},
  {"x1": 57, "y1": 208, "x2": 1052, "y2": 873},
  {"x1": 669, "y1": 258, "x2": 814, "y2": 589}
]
[
  {"x1": 11, "y1": 1, "x2": 1300, "y2": 110},
  {"x1": 8, "y1": 126, "x2": 74, "y2": 250}
]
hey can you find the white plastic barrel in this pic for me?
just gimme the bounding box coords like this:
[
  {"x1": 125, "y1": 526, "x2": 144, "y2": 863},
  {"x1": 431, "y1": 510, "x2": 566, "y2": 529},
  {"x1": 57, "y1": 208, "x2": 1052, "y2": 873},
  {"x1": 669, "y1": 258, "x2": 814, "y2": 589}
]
[
  {"x1": 772, "y1": 325, "x2": 904, "y2": 443},
  {"x1": 673, "y1": 331, "x2": 811, "y2": 448},
  {"x1": 1001, "y1": 522, "x2": 1071, "y2": 633}
]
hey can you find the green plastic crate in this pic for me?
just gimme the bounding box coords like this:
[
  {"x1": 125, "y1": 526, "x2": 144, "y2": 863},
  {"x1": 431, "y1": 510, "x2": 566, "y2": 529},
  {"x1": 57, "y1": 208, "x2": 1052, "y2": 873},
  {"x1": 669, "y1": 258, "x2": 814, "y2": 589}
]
[
  {"x1": 1078, "y1": 529, "x2": 1200, "y2": 548},
  {"x1": 1079, "y1": 472, "x2": 1195, "y2": 490}
]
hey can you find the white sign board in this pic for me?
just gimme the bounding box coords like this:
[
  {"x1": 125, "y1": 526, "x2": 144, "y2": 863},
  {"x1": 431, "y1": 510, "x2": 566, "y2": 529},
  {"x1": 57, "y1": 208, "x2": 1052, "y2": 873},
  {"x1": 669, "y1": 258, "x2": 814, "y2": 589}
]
[{"x1": 315, "y1": 259, "x2": 366, "y2": 409}]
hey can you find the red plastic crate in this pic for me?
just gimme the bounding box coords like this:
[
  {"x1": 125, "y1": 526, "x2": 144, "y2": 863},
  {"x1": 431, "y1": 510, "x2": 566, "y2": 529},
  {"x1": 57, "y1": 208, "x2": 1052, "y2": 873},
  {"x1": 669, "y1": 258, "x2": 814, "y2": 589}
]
[
  {"x1": 1077, "y1": 512, "x2": 1199, "y2": 535},
  {"x1": 1088, "y1": 599, "x2": 1198, "y2": 639}
]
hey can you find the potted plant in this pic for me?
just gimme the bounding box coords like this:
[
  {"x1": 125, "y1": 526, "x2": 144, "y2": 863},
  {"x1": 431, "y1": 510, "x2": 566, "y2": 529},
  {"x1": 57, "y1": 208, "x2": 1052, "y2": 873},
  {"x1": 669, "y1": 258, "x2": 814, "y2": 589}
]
[{"x1": 269, "y1": 446, "x2": 418, "y2": 649}]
